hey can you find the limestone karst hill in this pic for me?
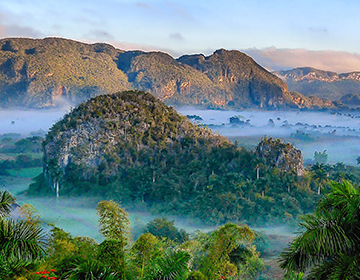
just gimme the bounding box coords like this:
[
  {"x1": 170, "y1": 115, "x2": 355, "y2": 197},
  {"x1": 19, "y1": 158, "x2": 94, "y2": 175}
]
[{"x1": 30, "y1": 90, "x2": 312, "y2": 226}]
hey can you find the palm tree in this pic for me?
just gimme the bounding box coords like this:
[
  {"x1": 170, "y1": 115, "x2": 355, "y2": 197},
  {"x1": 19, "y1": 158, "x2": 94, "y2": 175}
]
[
  {"x1": 67, "y1": 259, "x2": 117, "y2": 280},
  {"x1": 0, "y1": 218, "x2": 47, "y2": 261},
  {"x1": 0, "y1": 190, "x2": 47, "y2": 278},
  {"x1": 279, "y1": 180, "x2": 360, "y2": 279},
  {"x1": 310, "y1": 163, "x2": 329, "y2": 195},
  {"x1": 149, "y1": 249, "x2": 191, "y2": 280},
  {"x1": 0, "y1": 189, "x2": 16, "y2": 217}
]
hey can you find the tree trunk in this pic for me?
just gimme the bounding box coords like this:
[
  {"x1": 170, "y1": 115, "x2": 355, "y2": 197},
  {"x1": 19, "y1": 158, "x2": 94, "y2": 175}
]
[{"x1": 56, "y1": 182, "x2": 59, "y2": 198}]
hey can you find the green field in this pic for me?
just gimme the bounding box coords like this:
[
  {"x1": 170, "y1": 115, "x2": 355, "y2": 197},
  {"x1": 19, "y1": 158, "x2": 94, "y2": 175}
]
[{"x1": 1, "y1": 168, "x2": 104, "y2": 241}]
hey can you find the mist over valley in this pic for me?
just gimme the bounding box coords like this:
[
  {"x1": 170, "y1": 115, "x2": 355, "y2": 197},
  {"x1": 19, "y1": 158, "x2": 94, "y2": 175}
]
[{"x1": 1, "y1": 38, "x2": 360, "y2": 279}]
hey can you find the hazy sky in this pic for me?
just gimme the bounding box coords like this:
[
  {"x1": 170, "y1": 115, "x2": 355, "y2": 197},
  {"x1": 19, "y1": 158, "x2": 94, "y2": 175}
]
[{"x1": 1, "y1": 0, "x2": 360, "y2": 72}]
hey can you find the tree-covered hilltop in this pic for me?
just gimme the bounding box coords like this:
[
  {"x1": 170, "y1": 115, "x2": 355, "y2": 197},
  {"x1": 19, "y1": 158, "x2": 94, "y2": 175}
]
[
  {"x1": 27, "y1": 90, "x2": 321, "y2": 226},
  {"x1": 0, "y1": 37, "x2": 130, "y2": 108},
  {"x1": 0, "y1": 37, "x2": 337, "y2": 110}
]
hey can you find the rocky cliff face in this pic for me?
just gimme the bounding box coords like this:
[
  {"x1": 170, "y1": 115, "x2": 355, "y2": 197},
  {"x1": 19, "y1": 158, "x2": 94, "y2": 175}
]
[
  {"x1": 255, "y1": 137, "x2": 305, "y2": 176},
  {"x1": 177, "y1": 49, "x2": 289, "y2": 109},
  {"x1": 43, "y1": 90, "x2": 229, "y2": 183}
]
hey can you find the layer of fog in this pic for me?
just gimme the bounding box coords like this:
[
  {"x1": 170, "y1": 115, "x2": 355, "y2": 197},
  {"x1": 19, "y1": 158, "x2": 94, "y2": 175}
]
[
  {"x1": 0, "y1": 107, "x2": 71, "y2": 135},
  {"x1": 2, "y1": 106, "x2": 359, "y2": 243},
  {"x1": 177, "y1": 107, "x2": 360, "y2": 165}
]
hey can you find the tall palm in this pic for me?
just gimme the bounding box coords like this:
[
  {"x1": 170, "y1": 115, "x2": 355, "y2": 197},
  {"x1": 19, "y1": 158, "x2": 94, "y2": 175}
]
[
  {"x1": 310, "y1": 163, "x2": 329, "y2": 195},
  {"x1": 279, "y1": 180, "x2": 360, "y2": 279}
]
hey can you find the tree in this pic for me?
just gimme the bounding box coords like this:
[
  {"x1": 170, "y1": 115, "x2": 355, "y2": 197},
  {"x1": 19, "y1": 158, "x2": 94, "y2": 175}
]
[
  {"x1": 67, "y1": 259, "x2": 117, "y2": 280},
  {"x1": 310, "y1": 163, "x2": 329, "y2": 195},
  {"x1": 314, "y1": 150, "x2": 328, "y2": 164},
  {"x1": 146, "y1": 218, "x2": 188, "y2": 243},
  {"x1": 279, "y1": 181, "x2": 360, "y2": 279},
  {"x1": 97, "y1": 200, "x2": 131, "y2": 241},
  {"x1": 97, "y1": 200, "x2": 131, "y2": 279},
  {"x1": 130, "y1": 233, "x2": 162, "y2": 280},
  {"x1": 0, "y1": 200, "x2": 47, "y2": 279},
  {"x1": 148, "y1": 249, "x2": 191, "y2": 280},
  {"x1": 200, "y1": 223, "x2": 256, "y2": 279}
]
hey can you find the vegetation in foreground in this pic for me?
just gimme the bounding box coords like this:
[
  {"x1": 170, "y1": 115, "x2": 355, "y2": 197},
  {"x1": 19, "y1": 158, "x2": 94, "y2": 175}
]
[
  {"x1": 2, "y1": 180, "x2": 360, "y2": 279},
  {"x1": 280, "y1": 180, "x2": 360, "y2": 279},
  {"x1": 0, "y1": 189, "x2": 265, "y2": 280}
]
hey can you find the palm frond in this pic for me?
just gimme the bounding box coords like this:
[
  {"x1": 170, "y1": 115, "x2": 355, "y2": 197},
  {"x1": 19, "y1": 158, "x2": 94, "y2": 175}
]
[
  {"x1": 279, "y1": 181, "x2": 360, "y2": 277},
  {"x1": 150, "y1": 249, "x2": 191, "y2": 280},
  {"x1": 68, "y1": 259, "x2": 117, "y2": 280},
  {"x1": 0, "y1": 190, "x2": 16, "y2": 217},
  {"x1": 0, "y1": 251, "x2": 32, "y2": 278},
  {"x1": 0, "y1": 218, "x2": 47, "y2": 261},
  {"x1": 310, "y1": 253, "x2": 360, "y2": 280}
]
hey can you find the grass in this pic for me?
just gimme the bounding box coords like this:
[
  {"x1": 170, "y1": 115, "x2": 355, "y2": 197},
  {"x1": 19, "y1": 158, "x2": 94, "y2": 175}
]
[
  {"x1": 7, "y1": 167, "x2": 42, "y2": 178},
  {"x1": 1, "y1": 167, "x2": 104, "y2": 242}
]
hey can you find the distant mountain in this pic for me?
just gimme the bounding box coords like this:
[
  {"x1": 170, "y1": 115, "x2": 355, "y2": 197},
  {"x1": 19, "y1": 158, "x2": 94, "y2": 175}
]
[
  {"x1": 274, "y1": 67, "x2": 360, "y2": 105},
  {"x1": 0, "y1": 37, "x2": 336, "y2": 110}
]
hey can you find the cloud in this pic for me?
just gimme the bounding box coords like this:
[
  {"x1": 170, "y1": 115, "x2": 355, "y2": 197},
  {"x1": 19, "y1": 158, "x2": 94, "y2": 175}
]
[
  {"x1": 84, "y1": 30, "x2": 114, "y2": 41},
  {"x1": 243, "y1": 47, "x2": 360, "y2": 73},
  {"x1": 169, "y1": 32, "x2": 184, "y2": 41},
  {"x1": 136, "y1": 2, "x2": 151, "y2": 9},
  {"x1": 4, "y1": 24, "x2": 43, "y2": 38},
  {"x1": 0, "y1": 12, "x2": 43, "y2": 39},
  {"x1": 0, "y1": 25, "x2": 6, "y2": 37}
]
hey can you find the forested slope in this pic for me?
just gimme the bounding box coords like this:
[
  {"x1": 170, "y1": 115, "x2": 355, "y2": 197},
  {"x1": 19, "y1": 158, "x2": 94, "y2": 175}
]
[{"x1": 30, "y1": 90, "x2": 319, "y2": 225}]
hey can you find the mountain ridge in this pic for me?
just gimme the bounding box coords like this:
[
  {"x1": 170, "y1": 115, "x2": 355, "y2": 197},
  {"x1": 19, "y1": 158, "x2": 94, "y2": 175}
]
[
  {"x1": 274, "y1": 67, "x2": 360, "y2": 104},
  {"x1": 0, "y1": 37, "x2": 337, "y2": 110}
]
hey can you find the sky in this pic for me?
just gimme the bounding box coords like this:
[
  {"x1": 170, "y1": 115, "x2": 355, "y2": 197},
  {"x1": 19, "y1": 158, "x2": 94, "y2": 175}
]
[{"x1": 1, "y1": 0, "x2": 360, "y2": 73}]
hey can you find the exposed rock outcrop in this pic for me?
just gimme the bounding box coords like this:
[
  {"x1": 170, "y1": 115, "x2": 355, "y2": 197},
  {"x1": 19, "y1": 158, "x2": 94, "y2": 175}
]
[{"x1": 255, "y1": 137, "x2": 305, "y2": 176}]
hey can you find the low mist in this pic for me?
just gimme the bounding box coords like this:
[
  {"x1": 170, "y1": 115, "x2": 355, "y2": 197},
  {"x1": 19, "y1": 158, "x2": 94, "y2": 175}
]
[
  {"x1": 177, "y1": 107, "x2": 360, "y2": 165},
  {"x1": 0, "y1": 106, "x2": 71, "y2": 136}
]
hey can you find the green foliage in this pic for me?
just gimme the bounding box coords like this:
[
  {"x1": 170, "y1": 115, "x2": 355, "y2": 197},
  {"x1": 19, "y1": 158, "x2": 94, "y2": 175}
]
[
  {"x1": 14, "y1": 136, "x2": 43, "y2": 153},
  {"x1": 146, "y1": 218, "x2": 188, "y2": 243},
  {"x1": 97, "y1": 200, "x2": 131, "y2": 279},
  {"x1": 314, "y1": 150, "x2": 328, "y2": 164},
  {"x1": 0, "y1": 219, "x2": 46, "y2": 260},
  {"x1": 130, "y1": 233, "x2": 162, "y2": 280},
  {"x1": 67, "y1": 259, "x2": 117, "y2": 280},
  {"x1": 0, "y1": 189, "x2": 16, "y2": 217},
  {"x1": 200, "y1": 223, "x2": 256, "y2": 279},
  {"x1": 146, "y1": 249, "x2": 191, "y2": 280},
  {"x1": 186, "y1": 271, "x2": 206, "y2": 280},
  {"x1": 97, "y1": 200, "x2": 131, "y2": 242},
  {"x1": 46, "y1": 226, "x2": 98, "y2": 278},
  {"x1": 32, "y1": 91, "x2": 325, "y2": 226},
  {"x1": 279, "y1": 180, "x2": 360, "y2": 279}
]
